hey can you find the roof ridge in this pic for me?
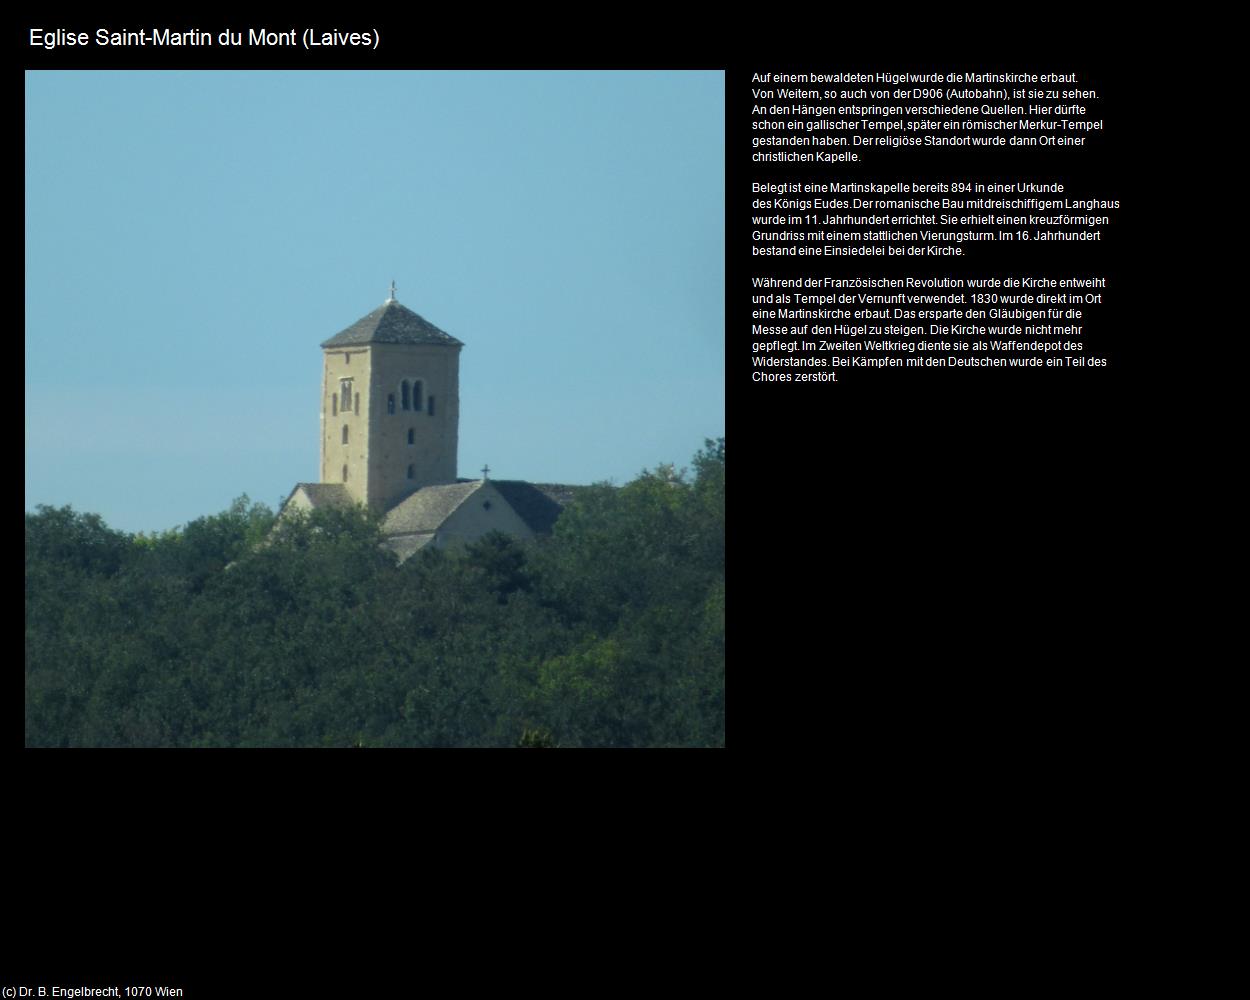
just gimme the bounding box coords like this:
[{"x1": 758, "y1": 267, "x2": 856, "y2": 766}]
[{"x1": 321, "y1": 299, "x2": 464, "y2": 349}]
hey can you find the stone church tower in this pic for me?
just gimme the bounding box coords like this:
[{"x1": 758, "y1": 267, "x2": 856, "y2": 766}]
[
  {"x1": 318, "y1": 286, "x2": 463, "y2": 511},
  {"x1": 282, "y1": 286, "x2": 574, "y2": 562}
]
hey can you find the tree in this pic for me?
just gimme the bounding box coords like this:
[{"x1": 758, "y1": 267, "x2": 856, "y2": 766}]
[
  {"x1": 131, "y1": 495, "x2": 275, "y2": 592},
  {"x1": 464, "y1": 531, "x2": 533, "y2": 603},
  {"x1": 25, "y1": 504, "x2": 132, "y2": 577},
  {"x1": 25, "y1": 443, "x2": 726, "y2": 748}
]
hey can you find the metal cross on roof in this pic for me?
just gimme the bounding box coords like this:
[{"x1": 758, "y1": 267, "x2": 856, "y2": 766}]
[
  {"x1": 387, "y1": 279, "x2": 396, "y2": 302},
  {"x1": 481, "y1": 464, "x2": 490, "y2": 480}
]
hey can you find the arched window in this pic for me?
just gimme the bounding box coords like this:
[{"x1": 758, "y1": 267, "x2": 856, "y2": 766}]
[
  {"x1": 406, "y1": 464, "x2": 415, "y2": 480},
  {"x1": 428, "y1": 396, "x2": 435, "y2": 416},
  {"x1": 413, "y1": 381, "x2": 423, "y2": 411},
  {"x1": 340, "y1": 379, "x2": 351, "y2": 412},
  {"x1": 387, "y1": 394, "x2": 395, "y2": 414},
  {"x1": 342, "y1": 464, "x2": 349, "y2": 482},
  {"x1": 342, "y1": 425, "x2": 349, "y2": 444},
  {"x1": 401, "y1": 381, "x2": 410, "y2": 410},
  {"x1": 407, "y1": 428, "x2": 414, "y2": 445}
]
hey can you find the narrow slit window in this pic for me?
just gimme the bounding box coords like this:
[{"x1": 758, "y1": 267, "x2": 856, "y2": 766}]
[
  {"x1": 407, "y1": 428, "x2": 414, "y2": 445},
  {"x1": 428, "y1": 396, "x2": 435, "y2": 416},
  {"x1": 340, "y1": 379, "x2": 352, "y2": 412},
  {"x1": 342, "y1": 425, "x2": 349, "y2": 444},
  {"x1": 332, "y1": 395, "x2": 338, "y2": 416},
  {"x1": 354, "y1": 392, "x2": 360, "y2": 415},
  {"x1": 407, "y1": 464, "x2": 415, "y2": 480},
  {"x1": 413, "y1": 381, "x2": 423, "y2": 411},
  {"x1": 342, "y1": 465, "x2": 349, "y2": 482},
  {"x1": 401, "y1": 381, "x2": 410, "y2": 411}
]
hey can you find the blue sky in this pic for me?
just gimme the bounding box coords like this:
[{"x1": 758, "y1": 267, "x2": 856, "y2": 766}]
[{"x1": 25, "y1": 71, "x2": 725, "y2": 533}]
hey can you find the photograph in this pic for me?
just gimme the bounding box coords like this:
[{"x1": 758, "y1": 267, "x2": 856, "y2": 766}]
[{"x1": 25, "y1": 70, "x2": 726, "y2": 747}]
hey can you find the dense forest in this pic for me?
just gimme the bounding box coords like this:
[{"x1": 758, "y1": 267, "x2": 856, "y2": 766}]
[{"x1": 25, "y1": 440, "x2": 724, "y2": 747}]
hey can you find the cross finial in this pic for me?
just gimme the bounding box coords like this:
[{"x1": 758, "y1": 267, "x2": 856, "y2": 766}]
[
  {"x1": 387, "y1": 279, "x2": 396, "y2": 303},
  {"x1": 481, "y1": 464, "x2": 490, "y2": 480}
]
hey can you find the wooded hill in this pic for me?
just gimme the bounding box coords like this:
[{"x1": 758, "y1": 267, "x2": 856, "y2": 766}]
[{"x1": 25, "y1": 440, "x2": 724, "y2": 748}]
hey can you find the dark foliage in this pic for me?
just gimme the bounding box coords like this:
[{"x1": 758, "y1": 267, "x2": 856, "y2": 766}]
[{"x1": 24, "y1": 443, "x2": 725, "y2": 747}]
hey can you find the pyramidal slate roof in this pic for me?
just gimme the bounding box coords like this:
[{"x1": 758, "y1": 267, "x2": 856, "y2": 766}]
[{"x1": 320, "y1": 299, "x2": 464, "y2": 349}]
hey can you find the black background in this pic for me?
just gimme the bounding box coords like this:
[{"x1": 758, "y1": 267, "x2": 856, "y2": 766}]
[
  {"x1": 18, "y1": 21, "x2": 1145, "y2": 745},
  {"x1": 16, "y1": 13, "x2": 1154, "y2": 990},
  {"x1": 731, "y1": 57, "x2": 1133, "y2": 601},
  {"x1": 722, "y1": 27, "x2": 1150, "y2": 737},
  {"x1": 17, "y1": 21, "x2": 1151, "y2": 790}
]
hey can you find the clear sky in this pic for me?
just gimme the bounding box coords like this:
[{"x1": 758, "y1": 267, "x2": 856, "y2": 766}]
[{"x1": 25, "y1": 71, "x2": 725, "y2": 533}]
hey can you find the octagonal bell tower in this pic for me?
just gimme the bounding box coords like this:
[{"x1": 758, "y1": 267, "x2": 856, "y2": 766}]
[{"x1": 319, "y1": 286, "x2": 463, "y2": 511}]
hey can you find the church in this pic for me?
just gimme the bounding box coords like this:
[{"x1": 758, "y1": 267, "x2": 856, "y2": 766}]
[{"x1": 281, "y1": 286, "x2": 576, "y2": 562}]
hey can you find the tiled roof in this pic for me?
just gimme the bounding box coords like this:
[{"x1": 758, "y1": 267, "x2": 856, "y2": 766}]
[
  {"x1": 381, "y1": 533, "x2": 436, "y2": 562},
  {"x1": 320, "y1": 300, "x2": 463, "y2": 348},
  {"x1": 287, "y1": 483, "x2": 354, "y2": 509},
  {"x1": 382, "y1": 481, "x2": 483, "y2": 536},
  {"x1": 530, "y1": 483, "x2": 585, "y2": 508},
  {"x1": 489, "y1": 481, "x2": 572, "y2": 535}
]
